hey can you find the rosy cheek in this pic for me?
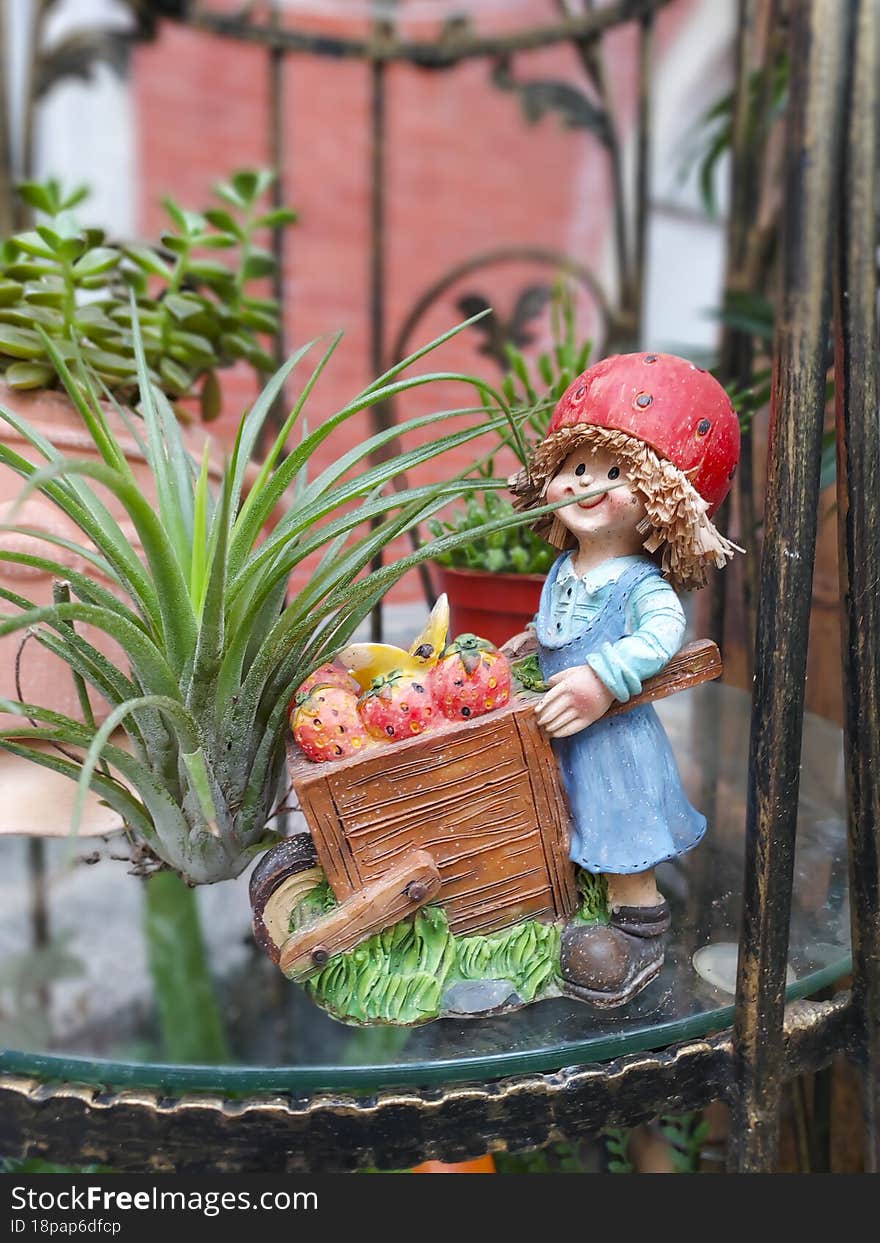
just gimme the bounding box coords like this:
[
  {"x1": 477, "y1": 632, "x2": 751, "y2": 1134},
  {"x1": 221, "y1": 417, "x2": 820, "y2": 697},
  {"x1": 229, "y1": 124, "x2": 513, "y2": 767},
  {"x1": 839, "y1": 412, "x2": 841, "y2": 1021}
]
[{"x1": 611, "y1": 490, "x2": 638, "y2": 515}]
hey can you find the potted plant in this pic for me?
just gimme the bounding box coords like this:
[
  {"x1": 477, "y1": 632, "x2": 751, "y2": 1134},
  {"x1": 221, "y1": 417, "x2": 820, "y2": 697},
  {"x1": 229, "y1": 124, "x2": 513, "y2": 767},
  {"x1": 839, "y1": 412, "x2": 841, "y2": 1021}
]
[
  {"x1": 0, "y1": 171, "x2": 296, "y2": 719},
  {"x1": 427, "y1": 290, "x2": 593, "y2": 646},
  {"x1": 0, "y1": 171, "x2": 292, "y2": 412},
  {"x1": 0, "y1": 310, "x2": 546, "y2": 883}
]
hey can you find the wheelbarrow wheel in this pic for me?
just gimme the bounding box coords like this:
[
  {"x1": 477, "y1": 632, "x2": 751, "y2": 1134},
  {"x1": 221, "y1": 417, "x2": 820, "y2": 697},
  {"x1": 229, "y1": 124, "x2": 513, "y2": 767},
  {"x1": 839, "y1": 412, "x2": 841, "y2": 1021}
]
[{"x1": 250, "y1": 834, "x2": 321, "y2": 964}]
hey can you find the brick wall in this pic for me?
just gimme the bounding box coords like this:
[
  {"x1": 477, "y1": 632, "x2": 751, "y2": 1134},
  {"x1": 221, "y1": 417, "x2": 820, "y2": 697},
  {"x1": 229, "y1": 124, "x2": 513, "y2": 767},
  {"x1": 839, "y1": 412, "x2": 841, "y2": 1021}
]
[{"x1": 133, "y1": 2, "x2": 695, "y2": 604}]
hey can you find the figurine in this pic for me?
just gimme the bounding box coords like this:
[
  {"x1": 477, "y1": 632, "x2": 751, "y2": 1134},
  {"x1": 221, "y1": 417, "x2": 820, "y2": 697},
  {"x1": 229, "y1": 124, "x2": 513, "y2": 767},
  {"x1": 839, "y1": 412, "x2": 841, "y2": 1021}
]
[
  {"x1": 507, "y1": 351, "x2": 741, "y2": 1006},
  {"x1": 250, "y1": 351, "x2": 740, "y2": 1024}
]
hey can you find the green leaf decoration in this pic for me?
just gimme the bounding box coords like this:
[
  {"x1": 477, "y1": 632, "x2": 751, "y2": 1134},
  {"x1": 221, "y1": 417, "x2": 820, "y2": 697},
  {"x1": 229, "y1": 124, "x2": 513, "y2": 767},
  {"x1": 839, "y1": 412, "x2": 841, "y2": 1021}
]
[
  {"x1": 231, "y1": 169, "x2": 262, "y2": 203},
  {"x1": 0, "y1": 325, "x2": 46, "y2": 359},
  {"x1": 14, "y1": 231, "x2": 57, "y2": 260},
  {"x1": 72, "y1": 247, "x2": 120, "y2": 279},
  {"x1": 158, "y1": 356, "x2": 193, "y2": 395},
  {"x1": 203, "y1": 208, "x2": 243, "y2": 238},
  {"x1": 200, "y1": 370, "x2": 222, "y2": 422},
  {"x1": 123, "y1": 243, "x2": 173, "y2": 279},
  {"x1": 185, "y1": 260, "x2": 235, "y2": 287},
  {"x1": 0, "y1": 304, "x2": 63, "y2": 329},
  {"x1": 16, "y1": 181, "x2": 61, "y2": 215},
  {"x1": 254, "y1": 207, "x2": 299, "y2": 230},
  {"x1": 0, "y1": 279, "x2": 24, "y2": 306},
  {"x1": 4, "y1": 361, "x2": 54, "y2": 389},
  {"x1": 164, "y1": 293, "x2": 204, "y2": 323},
  {"x1": 241, "y1": 250, "x2": 276, "y2": 280}
]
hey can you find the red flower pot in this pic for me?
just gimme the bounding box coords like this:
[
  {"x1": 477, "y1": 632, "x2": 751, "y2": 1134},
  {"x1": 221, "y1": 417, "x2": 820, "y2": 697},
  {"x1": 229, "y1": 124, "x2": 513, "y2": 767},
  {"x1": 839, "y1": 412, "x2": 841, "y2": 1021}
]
[{"x1": 433, "y1": 565, "x2": 545, "y2": 649}]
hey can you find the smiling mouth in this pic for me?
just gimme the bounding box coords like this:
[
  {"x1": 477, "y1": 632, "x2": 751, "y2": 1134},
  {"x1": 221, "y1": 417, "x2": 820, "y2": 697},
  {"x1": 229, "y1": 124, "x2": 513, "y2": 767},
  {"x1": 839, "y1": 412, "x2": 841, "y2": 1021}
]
[{"x1": 578, "y1": 492, "x2": 607, "y2": 510}]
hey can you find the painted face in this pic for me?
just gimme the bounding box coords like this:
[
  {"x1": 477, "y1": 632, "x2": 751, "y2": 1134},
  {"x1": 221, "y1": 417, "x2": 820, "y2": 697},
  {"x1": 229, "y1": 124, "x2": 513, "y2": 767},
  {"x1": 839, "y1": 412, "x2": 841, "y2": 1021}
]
[{"x1": 545, "y1": 444, "x2": 647, "y2": 549}]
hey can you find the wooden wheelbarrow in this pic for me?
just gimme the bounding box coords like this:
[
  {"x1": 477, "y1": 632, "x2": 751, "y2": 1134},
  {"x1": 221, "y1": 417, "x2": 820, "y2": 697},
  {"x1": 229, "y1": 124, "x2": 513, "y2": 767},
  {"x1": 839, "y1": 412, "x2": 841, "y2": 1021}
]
[{"x1": 250, "y1": 640, "x2": 722, "y2": 980}]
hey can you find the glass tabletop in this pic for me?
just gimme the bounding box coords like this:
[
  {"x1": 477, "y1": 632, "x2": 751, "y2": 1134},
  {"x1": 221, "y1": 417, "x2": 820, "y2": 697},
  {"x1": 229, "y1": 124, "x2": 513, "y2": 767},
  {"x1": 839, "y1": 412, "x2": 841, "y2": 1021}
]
[{"x1": 0, "y1": 683, "x2": 851, "y2": 1094}]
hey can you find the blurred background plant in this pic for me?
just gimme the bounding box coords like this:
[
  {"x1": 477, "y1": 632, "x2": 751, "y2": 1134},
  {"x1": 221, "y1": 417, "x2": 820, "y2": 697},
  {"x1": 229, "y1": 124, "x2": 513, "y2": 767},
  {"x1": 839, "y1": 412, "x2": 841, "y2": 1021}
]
[
  {"x1": 0, "y1": 170, "x2": 296, "y2": 420},
  {"x1": 427, "y1": 487, "x2": 555, "y2": 576},
  {"x1": 427, "y1": 286, "x2": 591, "y2": 578}
]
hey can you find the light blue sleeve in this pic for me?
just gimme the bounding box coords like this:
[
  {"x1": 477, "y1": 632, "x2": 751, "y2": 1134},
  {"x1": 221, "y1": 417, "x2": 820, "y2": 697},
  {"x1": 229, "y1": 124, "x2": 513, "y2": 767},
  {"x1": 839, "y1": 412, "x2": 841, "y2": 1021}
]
[{"x1": 585, "y1": 576, "x2": 686, "y2": 702}]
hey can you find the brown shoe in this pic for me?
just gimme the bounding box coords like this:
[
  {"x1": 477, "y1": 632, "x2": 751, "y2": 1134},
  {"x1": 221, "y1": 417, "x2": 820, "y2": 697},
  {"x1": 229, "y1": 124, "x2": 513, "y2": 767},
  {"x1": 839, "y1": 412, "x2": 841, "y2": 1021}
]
[{"x1": 560, "y1": 901, "x2": 670, "y2": 1008}]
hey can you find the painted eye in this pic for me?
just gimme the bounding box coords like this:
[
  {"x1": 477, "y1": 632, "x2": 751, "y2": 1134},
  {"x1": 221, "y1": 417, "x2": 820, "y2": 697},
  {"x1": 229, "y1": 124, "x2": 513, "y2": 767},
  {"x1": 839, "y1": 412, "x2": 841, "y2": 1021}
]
[
  {"x1": 607, "y1": 466, "x2": 620, "y2": 480},
  {"x1": 574, "y1": 463, "x2": 587, "y2": 476}
]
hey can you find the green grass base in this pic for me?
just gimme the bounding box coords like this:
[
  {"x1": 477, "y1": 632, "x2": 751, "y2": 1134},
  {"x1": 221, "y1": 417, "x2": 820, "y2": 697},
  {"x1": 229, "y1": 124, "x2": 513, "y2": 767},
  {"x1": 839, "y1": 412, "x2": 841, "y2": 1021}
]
[{"x1": 293, "y1": 872, "x2": 608, "y2": 1026}]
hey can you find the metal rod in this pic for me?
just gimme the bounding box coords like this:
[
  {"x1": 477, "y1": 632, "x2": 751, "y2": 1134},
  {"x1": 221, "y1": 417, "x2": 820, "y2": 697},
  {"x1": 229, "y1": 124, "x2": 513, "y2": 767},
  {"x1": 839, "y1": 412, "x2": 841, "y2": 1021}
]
[
  {"x1": 390, "y1": 245, "x2": 612, "y2": 370},
  {"x1": 790, "y1": 1077, "x2": 813, "y2": 1172},
  {"x1": 368, "y1": 44, "x2": 387, "y2": 645},
  {"x1": 0, "y1": 0, "x2": 15, "y2": 234},
  {"x1": 714, "y1": 0, "x2": 764, "y2": 669},
  {"x1": 183, "y1": 0, "x2": 675, "y2": 67},
  {"x1": 565, "y1": 21, "x2": 631, "y2": 337},
  {"x1": 20, "y1": 0, "x2": 51, "y2": 224},
  {"x1": 632, "y1": 11, "x2": 654, "y2": 340},
  {"x1": 809, "y1": 1064, "x2": 834, "y2": 1173},
  {"x1": 363, "y1": 20, "x2": 439, "y2": 619},
  {"x1": 833, "y1": 0, "x2": 880, "y2": 1174},
  {"x1": 707, "y1": 0, "x2": 757, "y2": 657},
  {"x1": 265, "y1": 0, "x2": 290, "y2": 447},
  {"x1": 728, "y1": 0, "x2": 852, "y2": 1173},
  {"x1": 27, "y1": 837, "x2": 50, "y2": 1015},
  {"x1": 736, "y1": 0, "x2": 783, "y2": 677}
]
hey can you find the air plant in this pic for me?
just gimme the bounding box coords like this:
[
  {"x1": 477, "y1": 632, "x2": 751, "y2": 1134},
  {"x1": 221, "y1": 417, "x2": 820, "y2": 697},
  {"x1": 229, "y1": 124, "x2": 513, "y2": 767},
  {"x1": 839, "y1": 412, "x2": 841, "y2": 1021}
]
[{"x1": 0, "y1": 307, "x2": 563, "y2": 885}]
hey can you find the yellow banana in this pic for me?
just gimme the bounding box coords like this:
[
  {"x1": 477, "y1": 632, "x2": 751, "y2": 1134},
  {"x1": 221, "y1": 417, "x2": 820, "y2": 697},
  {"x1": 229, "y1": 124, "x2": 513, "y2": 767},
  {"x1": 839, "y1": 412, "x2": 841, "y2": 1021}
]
[
  {"x1": 339, "y1": 594, "x2": 450, "y2": 690},
  {"x1": 338, "y1": 642, "x2": 425, "y2": 690},
  {"x1": 408, "y1": 593, "x2": 450, "y2": 662}
]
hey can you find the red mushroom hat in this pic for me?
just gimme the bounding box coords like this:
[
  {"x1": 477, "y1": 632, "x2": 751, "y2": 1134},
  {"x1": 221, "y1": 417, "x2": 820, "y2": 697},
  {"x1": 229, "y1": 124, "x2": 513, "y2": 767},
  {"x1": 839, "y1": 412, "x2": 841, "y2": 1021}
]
[{"x1": 511, "y1": 352, "x2": 742, "y2": 590}]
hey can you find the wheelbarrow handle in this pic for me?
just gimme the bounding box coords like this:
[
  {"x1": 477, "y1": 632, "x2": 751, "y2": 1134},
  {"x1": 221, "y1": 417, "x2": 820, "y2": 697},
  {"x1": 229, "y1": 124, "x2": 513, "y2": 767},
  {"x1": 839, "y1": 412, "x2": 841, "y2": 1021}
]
[
  {"x1": 603, "y1": 638, "x2": 722, "y2": 718},
  {"x1": 279, "y1": 849, "x2": 441, "y2": 980}
]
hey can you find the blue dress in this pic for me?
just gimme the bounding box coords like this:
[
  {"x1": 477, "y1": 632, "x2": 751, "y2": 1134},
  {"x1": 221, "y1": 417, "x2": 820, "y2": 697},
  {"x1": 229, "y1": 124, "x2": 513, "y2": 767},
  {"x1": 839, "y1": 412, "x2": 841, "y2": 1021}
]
[{"x1": 536, "y1": 556, "x2": 706, "y2": 875}]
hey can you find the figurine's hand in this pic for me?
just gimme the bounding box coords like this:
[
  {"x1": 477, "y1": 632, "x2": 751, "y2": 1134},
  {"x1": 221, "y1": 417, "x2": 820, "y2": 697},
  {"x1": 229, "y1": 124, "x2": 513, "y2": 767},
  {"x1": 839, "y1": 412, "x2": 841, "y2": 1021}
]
[
  {"x1": 535, "y1": 664, "x2": 615, "y2": 738},
  {"x1": 500, "y1": 629, "x2": 538, "y2": 660}
]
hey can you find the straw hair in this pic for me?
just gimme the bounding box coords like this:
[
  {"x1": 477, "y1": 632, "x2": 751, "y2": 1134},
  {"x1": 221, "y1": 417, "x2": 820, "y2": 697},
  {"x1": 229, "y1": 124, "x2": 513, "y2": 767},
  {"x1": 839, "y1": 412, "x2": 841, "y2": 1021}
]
[{"x1": 510, "y1": 425, "x2": 742, "y2": 591}]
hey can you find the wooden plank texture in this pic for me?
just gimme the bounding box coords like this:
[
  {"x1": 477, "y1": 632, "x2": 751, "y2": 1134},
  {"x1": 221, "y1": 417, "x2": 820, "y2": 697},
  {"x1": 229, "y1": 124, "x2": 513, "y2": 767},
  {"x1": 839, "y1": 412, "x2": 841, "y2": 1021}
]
[
  {"x1": 291, "y1": 698, "x2": 572, "y2": 936},
  {"x1": 288, "y1": 638, "x2": 722, "y2": 939},
  {"x1": 279, "y1": 851, "x2": 441, "y2": 980}
]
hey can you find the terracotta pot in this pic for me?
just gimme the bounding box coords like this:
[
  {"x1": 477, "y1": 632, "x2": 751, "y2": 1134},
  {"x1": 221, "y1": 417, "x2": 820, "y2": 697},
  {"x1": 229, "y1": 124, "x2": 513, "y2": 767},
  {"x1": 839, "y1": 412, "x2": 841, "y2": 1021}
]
[
  {"x1": 411, "y1": 1155, "x2": 497, "y2": 1173},
  {"x1": 433, "y1": 564, "x2": 545, "y2": 648},
  {"x1": 0, "y1": 382, "x2": 220, "y2": 729}
]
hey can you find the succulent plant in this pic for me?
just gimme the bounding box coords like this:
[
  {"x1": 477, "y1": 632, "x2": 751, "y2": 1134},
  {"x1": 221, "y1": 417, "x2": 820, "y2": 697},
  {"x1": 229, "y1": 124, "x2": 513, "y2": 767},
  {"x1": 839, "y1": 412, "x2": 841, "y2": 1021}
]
[
  {"x1": 429, "y1": 287, "x2": 592, "y2": 574},
  {"x1": 428, "y1": 489, "x2": 556, "y2": 574},
  {"x1": 0, "y1": 309, "x2": 559, "y2": 885},
  {"x1": 0, "y1": 171, "x2": 296, "y2": 419}
]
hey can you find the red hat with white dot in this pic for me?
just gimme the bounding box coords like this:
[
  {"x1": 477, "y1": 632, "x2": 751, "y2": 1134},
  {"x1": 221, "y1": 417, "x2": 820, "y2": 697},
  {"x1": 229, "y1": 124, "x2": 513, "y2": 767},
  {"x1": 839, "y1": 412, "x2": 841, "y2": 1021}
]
[{"x1": 510, "y1": 352, "x2": 743, "y2": 590}]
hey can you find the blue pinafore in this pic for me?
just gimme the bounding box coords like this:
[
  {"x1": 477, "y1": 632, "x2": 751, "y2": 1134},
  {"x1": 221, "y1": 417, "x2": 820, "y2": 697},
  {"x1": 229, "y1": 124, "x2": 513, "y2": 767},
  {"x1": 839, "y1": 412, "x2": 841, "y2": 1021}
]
[{"x1": 536, "y1": 558, "x2": 705, "y2": 875}]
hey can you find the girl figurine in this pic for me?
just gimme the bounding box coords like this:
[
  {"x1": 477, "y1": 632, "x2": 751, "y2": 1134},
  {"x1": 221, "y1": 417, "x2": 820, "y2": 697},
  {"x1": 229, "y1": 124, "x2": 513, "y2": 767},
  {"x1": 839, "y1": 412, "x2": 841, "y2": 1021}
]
[{"x1": 508, "y1": 352, "x2": 741, "y2": 1007}]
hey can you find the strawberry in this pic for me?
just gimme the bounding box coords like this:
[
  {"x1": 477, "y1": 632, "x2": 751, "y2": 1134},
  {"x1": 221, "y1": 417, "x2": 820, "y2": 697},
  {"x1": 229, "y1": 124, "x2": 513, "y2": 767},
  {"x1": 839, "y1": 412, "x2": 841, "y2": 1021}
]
[
  {"x1": 358, "y1": 670, "x2": 436, "y2": 742},
  {"x1": 291, "y1": 686, "x2": 371, "y2": 763},
  {"x1": 431, "y1": 634, "x2": 511, "y2": 721},
  {"x1": 290, "y1": 660, "x2": 360, "y2": 712}
]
